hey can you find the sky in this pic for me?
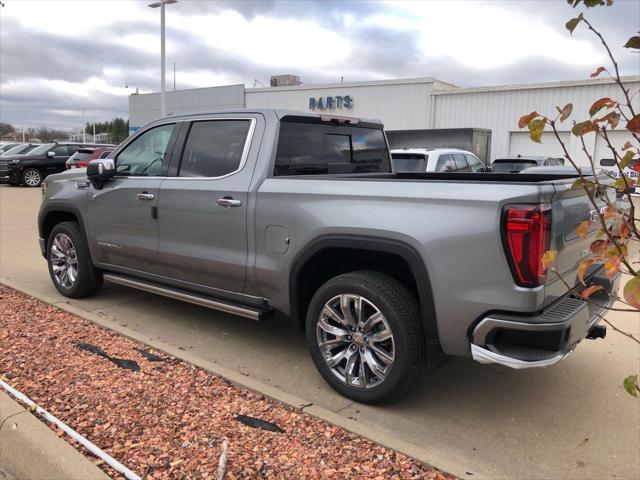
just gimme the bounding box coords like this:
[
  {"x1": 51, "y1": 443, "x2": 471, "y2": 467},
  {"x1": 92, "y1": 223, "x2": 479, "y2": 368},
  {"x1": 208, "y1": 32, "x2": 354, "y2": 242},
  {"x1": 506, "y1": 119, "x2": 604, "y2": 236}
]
[{"x1": 1, "y1": 0, "x2": 639, "y2": 130}]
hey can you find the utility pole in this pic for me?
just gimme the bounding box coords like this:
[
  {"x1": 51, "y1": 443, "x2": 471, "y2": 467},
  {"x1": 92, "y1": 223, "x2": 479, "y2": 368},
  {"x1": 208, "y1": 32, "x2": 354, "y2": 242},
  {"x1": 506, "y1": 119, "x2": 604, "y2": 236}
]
[
  {"x1": 82, "y1": 109, "x2": 86, "y2": 143},
  {"x1": 93, "y1": 117, "x2": 96, "y2": 143}
]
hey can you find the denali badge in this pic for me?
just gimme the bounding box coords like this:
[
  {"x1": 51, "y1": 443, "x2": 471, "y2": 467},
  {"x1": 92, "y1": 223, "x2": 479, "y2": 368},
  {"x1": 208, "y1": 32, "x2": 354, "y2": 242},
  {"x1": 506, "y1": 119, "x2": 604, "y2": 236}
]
[
  {"x1": 589, "y1": 206, "x2": 607, "y2": 224},
  {"x1": 97, "y1": 241, "x2": 122, "y2": 250}
]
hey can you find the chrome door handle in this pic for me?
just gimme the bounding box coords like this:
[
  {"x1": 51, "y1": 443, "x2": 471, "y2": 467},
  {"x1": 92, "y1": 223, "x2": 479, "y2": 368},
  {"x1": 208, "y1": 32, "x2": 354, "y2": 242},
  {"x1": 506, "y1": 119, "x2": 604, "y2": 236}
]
[
  {"x1": 216, "y1": 197, "x2": 242, "y2": 208},
  {"x1": 136, "y1": 192, "x2": 155, "y2": 201}
]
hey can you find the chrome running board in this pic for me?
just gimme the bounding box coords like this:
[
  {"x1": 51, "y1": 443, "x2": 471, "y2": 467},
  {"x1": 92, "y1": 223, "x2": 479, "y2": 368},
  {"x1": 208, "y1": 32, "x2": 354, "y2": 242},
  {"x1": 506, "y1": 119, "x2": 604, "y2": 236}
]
[{"x1": 103, "y1": 273, "x2": 271, "y2": 321}]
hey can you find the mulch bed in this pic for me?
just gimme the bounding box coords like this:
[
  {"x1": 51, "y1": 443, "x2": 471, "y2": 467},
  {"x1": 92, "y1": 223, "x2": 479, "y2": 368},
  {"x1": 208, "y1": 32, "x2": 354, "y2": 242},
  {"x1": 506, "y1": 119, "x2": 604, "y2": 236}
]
[{"x1": 0, "y1": 285, "x2": 452, "y2": 479}]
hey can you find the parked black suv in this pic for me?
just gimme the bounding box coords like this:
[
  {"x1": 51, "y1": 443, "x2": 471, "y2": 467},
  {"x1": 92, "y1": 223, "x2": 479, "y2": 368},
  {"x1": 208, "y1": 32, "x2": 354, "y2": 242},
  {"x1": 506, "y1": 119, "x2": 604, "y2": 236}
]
[{"x1": 0, "y1": 143, "x2": 113, "y2": 187}]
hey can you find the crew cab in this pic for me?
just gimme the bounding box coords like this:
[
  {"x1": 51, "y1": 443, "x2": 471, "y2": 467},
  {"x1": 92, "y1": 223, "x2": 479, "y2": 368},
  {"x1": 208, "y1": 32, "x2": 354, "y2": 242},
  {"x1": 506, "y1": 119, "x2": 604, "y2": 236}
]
[{"x1": 38, "y1": 109, "x2": 619, "y2": 403}]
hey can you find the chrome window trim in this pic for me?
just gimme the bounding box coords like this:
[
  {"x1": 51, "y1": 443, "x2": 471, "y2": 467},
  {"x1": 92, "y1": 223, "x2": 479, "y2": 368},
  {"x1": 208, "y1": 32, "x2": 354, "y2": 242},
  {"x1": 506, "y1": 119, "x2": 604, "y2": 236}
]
[{"x1": 112, "y1": 117, "x2": 256, "y2": 181}]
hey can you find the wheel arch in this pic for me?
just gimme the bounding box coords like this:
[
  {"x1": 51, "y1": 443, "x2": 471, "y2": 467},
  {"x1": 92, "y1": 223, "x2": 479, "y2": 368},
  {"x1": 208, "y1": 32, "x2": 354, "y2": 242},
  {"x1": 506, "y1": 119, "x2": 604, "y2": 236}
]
[
  {"x1": 39, "y1": 205, "x2": 86, "y2": 257},
  {"x1": 289, "y1": 235, "x2": 446, "y2": 367}
]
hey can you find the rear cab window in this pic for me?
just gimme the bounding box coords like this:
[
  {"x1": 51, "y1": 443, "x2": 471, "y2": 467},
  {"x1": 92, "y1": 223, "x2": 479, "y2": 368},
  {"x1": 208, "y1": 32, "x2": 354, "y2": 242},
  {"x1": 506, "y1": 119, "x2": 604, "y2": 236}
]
[
  {"x1": 274, "y1": 119, "x2": 390, "y2": 176},
  {"x1": 391, "y1": 153, "x2": 428, "y2": 173},
  {"x1": 491, "y1": 160, "x2": 537, "y2": 173}
]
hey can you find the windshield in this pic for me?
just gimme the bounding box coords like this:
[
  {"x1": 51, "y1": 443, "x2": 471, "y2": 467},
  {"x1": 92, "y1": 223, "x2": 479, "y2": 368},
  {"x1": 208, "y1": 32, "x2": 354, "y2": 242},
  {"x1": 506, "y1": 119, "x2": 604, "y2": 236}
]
[
  {"x1": 28, "y1": 144, "x2": 55, "y2": 155},
  {"x1": 1, "y1": 144, "x2": 37, "y2": 156},
  {"x1": 491, "y1": 160, "x2": 537, "y2": 173}
]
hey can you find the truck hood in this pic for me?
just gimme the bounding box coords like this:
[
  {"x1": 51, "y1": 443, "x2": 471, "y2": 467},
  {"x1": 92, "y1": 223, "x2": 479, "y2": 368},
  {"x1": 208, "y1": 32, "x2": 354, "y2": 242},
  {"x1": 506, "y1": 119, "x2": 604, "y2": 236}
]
[{"x1": 47, "y1": 168, "x2": 88, "y2": 182}]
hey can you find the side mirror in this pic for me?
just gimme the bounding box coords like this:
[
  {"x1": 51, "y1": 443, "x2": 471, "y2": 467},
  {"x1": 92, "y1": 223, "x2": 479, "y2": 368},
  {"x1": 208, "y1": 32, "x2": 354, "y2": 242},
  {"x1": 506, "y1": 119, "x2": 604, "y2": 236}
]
[
  {"x1": 86, "y1": 159, "x2": 115, "y2": 189},
  {"x1": 47, "y1": 151, "x2": 55, "y2": 157}
]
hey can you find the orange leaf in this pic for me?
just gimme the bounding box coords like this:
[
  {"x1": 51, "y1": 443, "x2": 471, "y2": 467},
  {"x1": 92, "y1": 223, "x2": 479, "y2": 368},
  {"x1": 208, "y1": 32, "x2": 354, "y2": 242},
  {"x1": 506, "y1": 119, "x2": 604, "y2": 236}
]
[
  {"x1": 542, "y1": 250, "x2": 558, "y2": 269},
  {"x1": 518, "y1": 111, "x2": 539, "y2": 129},
  {"x1": 578, "y1": 258, "x2": 595, "y2": 285},
  {"x1": 576, "y1": 220, "x2": 589, "y2": 237},
  {"x1": 620, "y1": 223, "x2": 630, "y2": 238},
  {"x1": 581, "y1": 285, "x2": 605, "y2": 299},
  {"x1": 590, "y1": 67, "x2": 606, "y2": 78},
  {"x1": 589, "y1": 97, "x2": 616, "y2": 117},
  {"x1": 622, "y1": 275, "x2": 640, "y2": 309},
  {"x1": 604, "y1": 258, "x2": 620, "y2": 279},
  {"x1": 627, "y1": 115, "x2": 640, "y2": 134}
]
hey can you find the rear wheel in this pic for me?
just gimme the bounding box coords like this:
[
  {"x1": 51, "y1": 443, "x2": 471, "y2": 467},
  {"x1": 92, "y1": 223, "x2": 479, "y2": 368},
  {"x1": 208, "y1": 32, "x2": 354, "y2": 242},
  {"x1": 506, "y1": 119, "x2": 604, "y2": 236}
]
[
  {"x1": 21, "y1": 168, "x2": 43, "y2": 187},
  {"x1": 47, "y1": 221, "x2": 103, "y2": 298},
  {"x1": 306, "y1": 271, "x2": 424, "y2": 404}
]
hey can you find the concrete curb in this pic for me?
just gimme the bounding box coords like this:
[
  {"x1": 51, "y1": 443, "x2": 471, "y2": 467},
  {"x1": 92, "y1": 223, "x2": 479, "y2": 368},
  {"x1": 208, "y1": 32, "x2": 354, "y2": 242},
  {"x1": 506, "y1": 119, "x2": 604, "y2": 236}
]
[
  {"x1": 0, "y1": 391, "x2": 110, "y2": 480},
  {"x1": 2, "y1": 279, "x2": 484, "y2": 480}
]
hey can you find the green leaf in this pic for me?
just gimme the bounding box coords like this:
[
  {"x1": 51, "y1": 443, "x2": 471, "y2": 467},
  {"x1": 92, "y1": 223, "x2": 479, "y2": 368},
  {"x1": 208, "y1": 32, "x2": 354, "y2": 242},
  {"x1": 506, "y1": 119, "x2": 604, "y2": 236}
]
[
  {"x1": 528, "y1": 118, "x2": 545, "y2": 143},
  {"x1": 620, "y1": 150, "x2": 635, "y2": 169},
  {"x1": 566, "y1": 13, "x2": 584, "y2": 34},
  {"x1": 572, "y1": 120, "x2": 597, "y2": 136},
  {"x1": 623, "y1": 374, "x2": 638, "y2": 398},
  {"x1": 624, "y1": 36, "x2": 640, "y2": 50}
]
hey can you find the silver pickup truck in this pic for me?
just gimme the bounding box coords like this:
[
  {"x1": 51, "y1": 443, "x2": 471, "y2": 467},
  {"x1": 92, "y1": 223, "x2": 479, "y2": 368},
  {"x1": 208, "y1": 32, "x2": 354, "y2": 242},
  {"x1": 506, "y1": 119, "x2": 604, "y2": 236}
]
[{"x1": 38, "y1": 109, "x2": 619, "y2": 403}]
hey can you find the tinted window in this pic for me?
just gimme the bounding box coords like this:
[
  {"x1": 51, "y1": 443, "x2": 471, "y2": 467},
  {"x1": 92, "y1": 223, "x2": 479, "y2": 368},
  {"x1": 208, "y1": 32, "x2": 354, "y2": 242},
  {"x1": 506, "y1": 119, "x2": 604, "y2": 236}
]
[
  {"x1": 275, "y1": 121, "x2": 390, "y2": 176},
  {"x1": 491, "y1": 160, "x2": 537, "y2": 173},
  {"x1": 71, "y1": 151, "x2": 94, "y2": 161},
  {"x1": 178, "y1": 120, "x2": 251, "y2": 178},
  {"x1": 465, "y1": 154, "x2": 485, "y2": 172},
  {"x1": 99, "y1": 150, "x2": 112, "y2": 159},
  {"x1": 435, "y1": 154, "x2": 456, "y2": 172},
  {"x1": 51, "y1": 145, "x2": 71, "y2": 156},
  {"x1": 452, "y1": 154, "x2": 469, "y2": 172},
  {"x1": 116, "y1": 124, "x2": 175, "y2": 176},
  {"x1": 391, "y1": 153, "x2": 428, "y2": 173}
]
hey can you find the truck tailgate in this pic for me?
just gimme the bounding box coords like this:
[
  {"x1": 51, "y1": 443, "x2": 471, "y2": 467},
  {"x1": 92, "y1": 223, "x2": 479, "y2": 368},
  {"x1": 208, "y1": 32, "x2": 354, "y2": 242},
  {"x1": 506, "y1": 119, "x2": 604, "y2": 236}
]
[{"x1": 545, "y1": 175, "x2": 616, "y2": 304}]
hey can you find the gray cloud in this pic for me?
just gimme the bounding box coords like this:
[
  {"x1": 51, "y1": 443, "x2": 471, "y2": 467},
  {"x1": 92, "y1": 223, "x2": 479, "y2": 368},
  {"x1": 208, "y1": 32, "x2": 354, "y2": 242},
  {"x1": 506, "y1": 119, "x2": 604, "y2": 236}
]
[{"x1": 1, "y1": 0, "x2": 639, "y2": 129}]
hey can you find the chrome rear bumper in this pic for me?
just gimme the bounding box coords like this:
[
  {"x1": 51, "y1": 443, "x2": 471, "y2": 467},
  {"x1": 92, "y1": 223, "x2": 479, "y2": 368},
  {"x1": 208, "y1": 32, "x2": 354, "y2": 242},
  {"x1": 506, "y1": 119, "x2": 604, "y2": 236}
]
[{"x1": 470, "y1": 272, "x2": 620, "y2": 369}]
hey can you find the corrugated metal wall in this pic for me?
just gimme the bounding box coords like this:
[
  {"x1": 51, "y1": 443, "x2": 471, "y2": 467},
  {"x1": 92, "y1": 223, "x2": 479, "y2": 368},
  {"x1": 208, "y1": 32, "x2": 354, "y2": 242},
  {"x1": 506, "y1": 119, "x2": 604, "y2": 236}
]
[
  {"x1": 246, "y1": 80, "x2": 434, "y2": 130},
  {"x1": 433, "y1": 79, "x2": 640, "y2": 165},
  {"x1": 129, "y1": 84, "x2": 245, "y2": 130}
]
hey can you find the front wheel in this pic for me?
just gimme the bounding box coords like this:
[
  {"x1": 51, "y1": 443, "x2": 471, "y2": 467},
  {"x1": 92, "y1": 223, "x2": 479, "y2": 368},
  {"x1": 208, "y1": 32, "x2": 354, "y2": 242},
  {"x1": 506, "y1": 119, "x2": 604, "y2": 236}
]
[
  {"x1": 21, "y1": 168, "x2": 43, "y2": 187},
  {"x1": 306, "y1": 271, "x2": 425, "y2": 404},
  {"x1": 47, "y1": 221, "x2": 103, "y2": 298}
]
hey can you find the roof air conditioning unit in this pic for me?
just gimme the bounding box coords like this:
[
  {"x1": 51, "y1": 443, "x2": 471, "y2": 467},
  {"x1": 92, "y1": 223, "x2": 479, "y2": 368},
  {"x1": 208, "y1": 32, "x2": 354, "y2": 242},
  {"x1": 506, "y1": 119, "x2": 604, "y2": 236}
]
[{"x1": 270, "y1": 75, "x2": 302, "y2": 87}]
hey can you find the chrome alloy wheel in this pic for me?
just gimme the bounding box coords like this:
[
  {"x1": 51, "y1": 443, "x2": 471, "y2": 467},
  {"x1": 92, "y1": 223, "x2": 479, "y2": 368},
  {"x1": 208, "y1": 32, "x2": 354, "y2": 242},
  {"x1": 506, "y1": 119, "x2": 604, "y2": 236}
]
[
  {"x1": 50, "y1": 233, "x2": 78, "y2": 289},
  {"x1": 23, "y1": 169, "x2": 42, "y2": 187},
  {"x1": 316, "y1": 294, "x2": 395, "y2": 389}
]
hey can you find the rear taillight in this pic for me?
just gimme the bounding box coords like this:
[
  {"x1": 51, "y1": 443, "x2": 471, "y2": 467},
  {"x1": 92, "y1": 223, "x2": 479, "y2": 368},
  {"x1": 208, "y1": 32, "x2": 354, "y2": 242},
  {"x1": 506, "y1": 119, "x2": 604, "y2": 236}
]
[{"x1": 502, "y1": 205, "x2": 551, "y2": 287}]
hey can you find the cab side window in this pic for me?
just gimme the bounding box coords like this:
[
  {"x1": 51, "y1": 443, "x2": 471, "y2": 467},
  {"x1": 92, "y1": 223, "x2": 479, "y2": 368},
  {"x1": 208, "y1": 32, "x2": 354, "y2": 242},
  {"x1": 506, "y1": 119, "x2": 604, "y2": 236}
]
[
  {"x1": 452, "y1": 154, "x2": 470, "y2": 172},
  {"x1": 435, "y1": 154, "x2": 456, "y2": 172},
  {"x1": 116, "y1": 124, "x2": 175, "y2": 176},
  {"x1": 178, "y1": 120, "x2": 251, "y2": 178},
  {"x1": 465, "y1": 154, "x2": 485, "y2": 172}
]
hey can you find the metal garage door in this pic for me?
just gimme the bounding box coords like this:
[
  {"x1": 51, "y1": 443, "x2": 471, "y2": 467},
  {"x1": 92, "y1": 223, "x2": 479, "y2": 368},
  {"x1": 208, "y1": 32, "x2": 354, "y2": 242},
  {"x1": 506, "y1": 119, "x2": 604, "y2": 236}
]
[{"x1": 509, "y1": 131, "x2": 569, "y2": 157}]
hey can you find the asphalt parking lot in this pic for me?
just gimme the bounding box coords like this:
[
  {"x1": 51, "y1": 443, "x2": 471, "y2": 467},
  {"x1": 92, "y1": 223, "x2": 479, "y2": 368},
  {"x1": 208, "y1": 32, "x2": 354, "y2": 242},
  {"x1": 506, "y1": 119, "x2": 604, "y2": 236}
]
[{"x1": 1, "y1": 184, "x2": 639, "y2": 480}]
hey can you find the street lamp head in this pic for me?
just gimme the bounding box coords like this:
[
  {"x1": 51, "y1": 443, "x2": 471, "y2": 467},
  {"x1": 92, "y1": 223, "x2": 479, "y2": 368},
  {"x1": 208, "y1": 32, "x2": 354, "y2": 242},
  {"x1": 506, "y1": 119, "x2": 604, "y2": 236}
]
[{"x1": 148, "y1": 0, "x2": 177, "y2": 7}]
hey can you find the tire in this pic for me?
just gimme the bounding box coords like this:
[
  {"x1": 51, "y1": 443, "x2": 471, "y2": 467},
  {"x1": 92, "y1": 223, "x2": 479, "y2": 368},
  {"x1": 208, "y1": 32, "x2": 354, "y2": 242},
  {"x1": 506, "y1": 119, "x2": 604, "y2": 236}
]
[
  {"x1": 47, "y1": 221, "x2": 103, "y2": 298},
  {"x1": 21, "y1": 168, "x2": 43, "y2": 187},
  {"x1": 306, "y1": 270, "x2": 425, "y2": 404}
]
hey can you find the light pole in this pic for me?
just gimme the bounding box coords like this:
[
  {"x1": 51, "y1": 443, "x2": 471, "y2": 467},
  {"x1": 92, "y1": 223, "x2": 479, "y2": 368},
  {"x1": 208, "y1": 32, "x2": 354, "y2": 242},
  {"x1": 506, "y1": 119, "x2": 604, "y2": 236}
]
[{"x1": 148, "y1": 0, "x2": 177, "y2": 118}]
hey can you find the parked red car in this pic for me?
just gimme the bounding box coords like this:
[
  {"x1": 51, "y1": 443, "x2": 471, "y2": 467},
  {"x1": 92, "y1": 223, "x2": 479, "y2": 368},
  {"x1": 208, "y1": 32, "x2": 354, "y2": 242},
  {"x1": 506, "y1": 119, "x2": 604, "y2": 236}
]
[{"x1": 65, "y1": 147, "x2": 114, "y2": 169}]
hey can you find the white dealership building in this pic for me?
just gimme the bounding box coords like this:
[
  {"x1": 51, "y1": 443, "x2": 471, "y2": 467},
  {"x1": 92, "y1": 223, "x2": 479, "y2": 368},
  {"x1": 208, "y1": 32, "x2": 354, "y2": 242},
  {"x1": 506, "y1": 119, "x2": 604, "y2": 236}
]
[{"x1": 129, "y1": 74, "x2": 640, "y2": 166}]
